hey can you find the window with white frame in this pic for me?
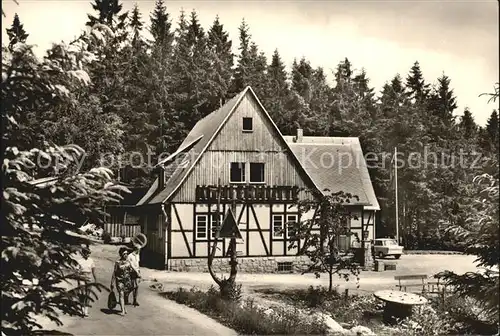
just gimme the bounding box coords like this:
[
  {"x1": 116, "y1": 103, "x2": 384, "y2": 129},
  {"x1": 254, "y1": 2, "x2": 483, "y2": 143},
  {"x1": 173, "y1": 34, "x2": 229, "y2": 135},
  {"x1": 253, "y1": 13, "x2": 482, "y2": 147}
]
[
  {"x1": 286, "y1": 214, "x2": 298, "y2": 239},
  {"x1": 272, "y1": 215, "x2": 284, "y2": 237},
  {"x1": 250, "y1": 162, "x2": 265, "y2": 183},
  {"x1": 210, "y1": 213, "x2": 222, "y2": 239},
  {"x1": 230, "y1": 162, "x2": 245, "y2": 183},
  {"x1": 196, "y1": 215, "x2": 208, "y2": 239}
]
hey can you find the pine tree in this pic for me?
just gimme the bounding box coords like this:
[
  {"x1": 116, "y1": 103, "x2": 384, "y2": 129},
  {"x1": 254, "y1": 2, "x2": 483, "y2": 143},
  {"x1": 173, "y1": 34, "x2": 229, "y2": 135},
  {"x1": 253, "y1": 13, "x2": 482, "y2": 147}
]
[
  {"x1": 149, "y1": 0, "x2": 174, "y2": 48},
  {"x1": 207, "y1": 15, "x2": 233, "y2": 106},
  {"x1": 187, "y1": 10, "x2": 204, "y2": 46},
  {"x1": 379, "y1": 74, "x2": 407, "y2": 118},
  {"x1": 406, "y1": 61, "x2": 430, "y2": 103},
  {"x1": 485, "y1": 110, "x2": 499, "y2": 144},
  {"x1": 246, "y1": 42, "x2": 268, "y2": 95},
  {"x1": 291, "y1": 57, "x2": 313, "y2": 101},
  {"x1": 187, "y1": 10, "x2": 216, "y2": 118},
  {"x1": 6, "y1": 13, "x2": 29, "y2": 49},
  {"x1": 170, "y1": 9, "x2": 216, "y2": 134},
  {"x1": 458, "y1": 108, "x2": 477, "y2": 140},
  {"x1": 170, "y1": 9, "x2": 195, "y2": 135},
  {"x1": 86, "y1": 0, "x2": 127, "y2": 30},
  {"x1": 129, "y1": 3, "x2": 144, "y2": 49},
  {"x1": 262, "y1": 49, "x2": 290, "y2": 132},
  {"x1": 267, "y1": 49, "x2": 288, "y2": 91},
  {"x1": 352, "y1": 68, "x2": 371, "y2": 98},
  {"x1": 172, "y1": 9, "x2": 190, "y2": 63},
  {"x1": 480, "y1": 110, "x2": 500, "y2": 154},
  {"x1": 428, "y1": 74, "x2": 457, "y2": 123},
  {"x1": 231, "y1": 19, "x2": 252, "y2": 94},
  {"x1": 334, "y1": 57, "x2": 353, "y2": 88}
]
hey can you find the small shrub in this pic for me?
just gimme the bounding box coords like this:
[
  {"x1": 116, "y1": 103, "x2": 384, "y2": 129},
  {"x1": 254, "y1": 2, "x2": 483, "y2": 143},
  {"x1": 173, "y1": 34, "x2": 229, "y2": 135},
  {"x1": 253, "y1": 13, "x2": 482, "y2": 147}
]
[
  {"x1": 324, "y1": 294, "x2": 377, "y2": 325},
  {"x1": 219, "y1": 280, "x2": 243, "y2": 302},
  {"x1": 397, "y1": 305, "x2": 452, "y2": 336},
  {"x1": 165, "y1": 286, "x2": 328, "y2": 335},
  {"x1": 391, "y1": 295, "x2": 500, "y2": 336},
  {"x1": 170, "y1": 287, "x2": 191, "y2": 305},
  {"x1": 257, "y1": 286, "x2": 341, "y2": 308},
  {"x1": 102, "y1": 231, "x2": 112, "y2": 244},
  {"x1": 439, "y1": 295, "x2": 499, "y2": 335},
  {"x1": 303, "y1": 285, "x2": 340, "y2": 308}
]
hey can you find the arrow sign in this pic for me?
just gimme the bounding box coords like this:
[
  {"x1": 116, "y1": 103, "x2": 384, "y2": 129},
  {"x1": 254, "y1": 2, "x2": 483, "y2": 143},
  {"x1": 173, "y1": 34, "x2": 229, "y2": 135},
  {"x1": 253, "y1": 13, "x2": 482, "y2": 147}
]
[{"x1": 218, "y1": 208, "x2": 243, "y2": 239}]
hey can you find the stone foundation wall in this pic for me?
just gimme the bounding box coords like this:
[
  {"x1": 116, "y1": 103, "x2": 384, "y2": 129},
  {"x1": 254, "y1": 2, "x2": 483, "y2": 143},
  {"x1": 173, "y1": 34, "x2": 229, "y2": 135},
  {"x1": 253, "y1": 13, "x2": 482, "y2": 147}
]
[{"x1": 167, "y1": 256, "x2": 311, "y2": 273}]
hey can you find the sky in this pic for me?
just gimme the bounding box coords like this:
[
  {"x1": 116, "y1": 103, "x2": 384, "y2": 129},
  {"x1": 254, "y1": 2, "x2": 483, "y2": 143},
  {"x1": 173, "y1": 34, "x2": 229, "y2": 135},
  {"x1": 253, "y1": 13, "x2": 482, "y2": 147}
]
[{"x1": 2, "y1": 0, "x2": 499, "y2": 126}]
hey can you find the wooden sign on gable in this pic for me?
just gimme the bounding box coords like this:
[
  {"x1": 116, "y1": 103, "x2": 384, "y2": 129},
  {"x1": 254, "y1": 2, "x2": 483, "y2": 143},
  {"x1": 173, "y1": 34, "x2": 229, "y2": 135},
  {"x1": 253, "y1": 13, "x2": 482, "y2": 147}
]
[{"x1": 217, "y1": 208, "x2": 243, "y2": 239}]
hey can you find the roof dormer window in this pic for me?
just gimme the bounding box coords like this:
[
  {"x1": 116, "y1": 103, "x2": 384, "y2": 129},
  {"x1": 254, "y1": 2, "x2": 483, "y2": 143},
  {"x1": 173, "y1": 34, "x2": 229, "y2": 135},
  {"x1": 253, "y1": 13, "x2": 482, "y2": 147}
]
[{"x1": 242, "y1": 117, "x2": 253, "y2": 132}]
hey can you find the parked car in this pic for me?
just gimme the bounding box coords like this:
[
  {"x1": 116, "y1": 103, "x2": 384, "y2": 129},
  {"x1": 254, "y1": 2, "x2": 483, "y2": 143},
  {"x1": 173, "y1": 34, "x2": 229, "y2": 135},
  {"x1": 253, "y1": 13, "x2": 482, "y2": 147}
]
[{"x1": 373, "y1": 238, "x2": 403, "y2": 259}]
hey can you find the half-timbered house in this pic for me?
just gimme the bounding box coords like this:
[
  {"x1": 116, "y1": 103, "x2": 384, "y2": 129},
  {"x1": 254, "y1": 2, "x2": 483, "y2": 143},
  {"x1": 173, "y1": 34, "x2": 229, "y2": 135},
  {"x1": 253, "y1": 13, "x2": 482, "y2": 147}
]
[{"x1": 136, "y1": 86, "x2": 380, "y2": 272}]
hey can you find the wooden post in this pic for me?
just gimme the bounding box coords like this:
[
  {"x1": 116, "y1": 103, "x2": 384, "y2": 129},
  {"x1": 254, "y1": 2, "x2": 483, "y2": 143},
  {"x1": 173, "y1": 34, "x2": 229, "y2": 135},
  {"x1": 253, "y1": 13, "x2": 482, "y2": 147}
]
[
  {"x1": 228, "y1": 198, "x2": 238, "y2": 280},
  {"x1": 208, "y1": 179, "x2": 223, "y2": 287},
  {"x1": 207, "y1": 178, "x2": 238, "y2": 300}
]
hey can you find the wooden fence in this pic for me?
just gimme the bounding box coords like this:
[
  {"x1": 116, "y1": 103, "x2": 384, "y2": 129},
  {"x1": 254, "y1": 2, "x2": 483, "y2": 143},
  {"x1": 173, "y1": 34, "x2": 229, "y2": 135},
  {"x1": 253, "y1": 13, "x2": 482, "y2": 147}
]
[{"x1": 104, "y1": 207, "x2": 141, "y2": 238}]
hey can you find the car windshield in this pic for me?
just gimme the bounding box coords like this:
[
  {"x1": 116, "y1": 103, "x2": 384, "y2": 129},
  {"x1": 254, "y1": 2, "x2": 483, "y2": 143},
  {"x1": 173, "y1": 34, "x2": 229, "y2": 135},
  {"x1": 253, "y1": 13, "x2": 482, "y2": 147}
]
[{"x1": 384, "y1": 239, "x2": 398, "y2": 246}]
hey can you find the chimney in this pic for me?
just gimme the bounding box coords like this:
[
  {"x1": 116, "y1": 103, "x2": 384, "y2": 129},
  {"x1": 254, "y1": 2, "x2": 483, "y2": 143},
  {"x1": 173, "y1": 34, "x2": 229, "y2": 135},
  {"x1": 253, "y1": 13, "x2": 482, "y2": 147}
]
[{"x1": 296, "y1": 128, "x2": 303, "y2": 143}]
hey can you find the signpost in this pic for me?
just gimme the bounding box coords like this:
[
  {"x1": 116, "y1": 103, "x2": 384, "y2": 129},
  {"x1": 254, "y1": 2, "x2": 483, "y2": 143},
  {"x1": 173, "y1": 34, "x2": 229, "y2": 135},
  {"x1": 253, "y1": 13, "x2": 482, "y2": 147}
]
[
  {"x1": 218, "y1": 208, "x2": 243, "y2": 240},
  {"x1": 207, "y1": 179, "x2": 244, "y2": 300}
]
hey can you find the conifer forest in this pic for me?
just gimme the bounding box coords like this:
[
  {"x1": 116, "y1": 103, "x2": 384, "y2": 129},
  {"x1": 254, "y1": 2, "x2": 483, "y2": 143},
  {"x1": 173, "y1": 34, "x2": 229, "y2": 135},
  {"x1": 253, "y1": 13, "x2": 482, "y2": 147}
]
[{"x1": 3, "y1": 0, "x2": 499, "y2": 251}]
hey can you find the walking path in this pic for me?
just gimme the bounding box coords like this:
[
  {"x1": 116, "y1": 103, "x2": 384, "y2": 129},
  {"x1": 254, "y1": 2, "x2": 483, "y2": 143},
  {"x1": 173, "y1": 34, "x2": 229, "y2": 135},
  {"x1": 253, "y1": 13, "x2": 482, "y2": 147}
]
[{"x1": 36, "y1": 252, "x2": 237, "y2": 336}]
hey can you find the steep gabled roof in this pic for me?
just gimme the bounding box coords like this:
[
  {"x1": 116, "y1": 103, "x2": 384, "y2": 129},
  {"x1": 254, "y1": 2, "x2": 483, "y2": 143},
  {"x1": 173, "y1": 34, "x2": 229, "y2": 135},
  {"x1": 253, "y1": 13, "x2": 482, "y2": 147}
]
[
  {"x1": 283, "y1": 136, "x2": 380, "y2": 210},
  {"x1": 136, "y1": 135, "x2": 203, "y2": 206},
  {"x1": 138, "y1": 86, "x2": 319, "y2": 205}
]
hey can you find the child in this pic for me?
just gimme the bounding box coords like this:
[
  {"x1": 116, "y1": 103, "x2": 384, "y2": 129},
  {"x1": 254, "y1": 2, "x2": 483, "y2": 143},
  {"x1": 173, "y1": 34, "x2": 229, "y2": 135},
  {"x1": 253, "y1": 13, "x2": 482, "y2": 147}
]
[{"x1": 77, "y1": 245, "x2": 96, "y2": 317}]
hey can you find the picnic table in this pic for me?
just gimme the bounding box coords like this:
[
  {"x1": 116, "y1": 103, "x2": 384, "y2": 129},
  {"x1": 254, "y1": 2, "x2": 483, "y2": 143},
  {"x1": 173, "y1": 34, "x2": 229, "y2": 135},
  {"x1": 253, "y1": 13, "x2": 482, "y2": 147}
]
[{"x1": 374, "y1": 289, "x2": 428, "y2": 324}]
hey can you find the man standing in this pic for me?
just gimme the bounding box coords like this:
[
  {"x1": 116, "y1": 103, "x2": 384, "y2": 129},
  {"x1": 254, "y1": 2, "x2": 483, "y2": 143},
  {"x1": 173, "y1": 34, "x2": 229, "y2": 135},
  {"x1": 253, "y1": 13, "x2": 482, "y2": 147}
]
[{"x1": 126, "y1": 242, "x2": 141, "y2": 306}]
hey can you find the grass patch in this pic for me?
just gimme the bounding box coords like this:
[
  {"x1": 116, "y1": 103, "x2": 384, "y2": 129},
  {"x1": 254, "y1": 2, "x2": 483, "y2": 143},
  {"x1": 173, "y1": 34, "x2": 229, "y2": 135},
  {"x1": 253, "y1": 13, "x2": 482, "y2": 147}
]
[{"x1": 164, "y1": 286, "x2": 328, "y2": 335}]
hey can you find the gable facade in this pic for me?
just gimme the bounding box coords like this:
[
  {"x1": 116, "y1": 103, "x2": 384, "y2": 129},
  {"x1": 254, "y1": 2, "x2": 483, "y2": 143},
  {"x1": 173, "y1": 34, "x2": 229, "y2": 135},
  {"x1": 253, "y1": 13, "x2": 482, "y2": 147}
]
[{"x1": 172, "y1": 90, "x2": 313, "y2": 202}]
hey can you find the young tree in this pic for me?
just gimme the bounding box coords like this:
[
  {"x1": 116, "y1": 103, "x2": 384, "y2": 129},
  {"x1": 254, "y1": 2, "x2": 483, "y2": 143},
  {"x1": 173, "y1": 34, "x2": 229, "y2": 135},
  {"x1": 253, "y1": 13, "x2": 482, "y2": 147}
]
[
  {"x1": 288, "y1": 190, "x2": 361, "y2": 292},
  {"x1": 437, "y1": 86, "x2": 499, "y2": 327},
  {"x1": 6, "y1": 13, "x2": 29, "y2": 49},
  {"x1": 1, "y1": 26, "x2": 129, "y2": 334},
  {"x1": 437, "y1": 172, "x2": 499, "y2": 325}
]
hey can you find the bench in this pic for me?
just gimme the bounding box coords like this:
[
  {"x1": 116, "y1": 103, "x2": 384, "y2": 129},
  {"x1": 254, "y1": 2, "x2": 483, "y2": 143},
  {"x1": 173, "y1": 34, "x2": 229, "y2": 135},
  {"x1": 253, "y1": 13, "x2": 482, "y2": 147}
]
[
  {"x1": 427, "y1": 278, "x2": 452, "y2": 302},
  {"x1": 394, "y1": 274, "x2": 428, "y2": 293}
]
